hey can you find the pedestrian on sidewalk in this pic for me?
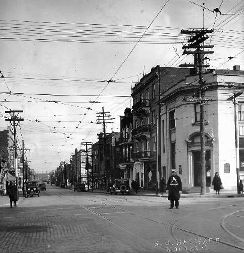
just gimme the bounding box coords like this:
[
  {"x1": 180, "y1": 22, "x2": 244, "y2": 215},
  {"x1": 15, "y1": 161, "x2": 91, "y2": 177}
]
[
  {"x1": 166, "y1": 169, "x2": 182, "y2": 209},
  {"x1": 239, "y1": 180, "x2": 243, "y2": 194},
  {"x1": 7, "y1": 181, "x2": 18, "y2": 208},
  {"x1": 212, "y1": 172, "x2": 222, "y2": 195}
]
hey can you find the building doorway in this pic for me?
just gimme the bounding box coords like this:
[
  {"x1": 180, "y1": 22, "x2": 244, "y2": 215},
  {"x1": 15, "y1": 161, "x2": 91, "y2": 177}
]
[{"x1": 192, "y1": 150, "x2": 211, "y2": 187}]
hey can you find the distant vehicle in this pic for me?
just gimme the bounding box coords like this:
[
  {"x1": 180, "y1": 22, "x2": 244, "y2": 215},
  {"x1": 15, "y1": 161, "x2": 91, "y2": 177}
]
[
  {"x1": 25, "y1": 181, "x2": 40, "y2": 197},
  {"x1": 109, "y1": 179, "x2": 130, "y2": 195},
  {"x1": 38, "y1": 182, "x2": 46, "y2": 191},
  {"x1": 74, "y1": 183, "x2": 87, "y2": 192}
]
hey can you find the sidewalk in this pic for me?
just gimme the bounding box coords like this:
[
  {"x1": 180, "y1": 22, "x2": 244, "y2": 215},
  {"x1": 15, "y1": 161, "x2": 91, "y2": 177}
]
[{"x1": 89, "y1": 189, "x2": 244, "y2": 198}]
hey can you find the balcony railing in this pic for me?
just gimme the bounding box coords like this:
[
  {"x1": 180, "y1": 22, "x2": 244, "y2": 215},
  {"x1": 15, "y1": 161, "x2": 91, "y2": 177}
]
[
  {"x1": 132, "y1": 108, "x2": 149, "y2": 117},
  {"x1": 132, "y1": 99, "x2": 150, "y2": 111},
  {"x1": 133, "y1": 151, "x2": 156, "y2": 160},
  {"x1": 132, "y1": 124, "x2": 151, "y2": 136}
]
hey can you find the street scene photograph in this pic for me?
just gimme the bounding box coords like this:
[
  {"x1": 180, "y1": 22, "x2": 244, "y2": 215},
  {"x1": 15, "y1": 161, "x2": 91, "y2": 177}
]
[{"x1": 0, "y1": 0, "x2": 243, "y2": 252}]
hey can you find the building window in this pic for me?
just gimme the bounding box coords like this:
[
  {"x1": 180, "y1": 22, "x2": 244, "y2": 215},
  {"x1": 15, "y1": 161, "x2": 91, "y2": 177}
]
[
  {"x1": 152, "y1": 110, "x2": 156, "y2": 125},
  {"x1": 240, "y1": 125, "x2": 244, "y2": 136},
  {"x1": 135, "y1": 119, "x2": 139, "y2": 128},
  {"x1": 153, "y1": 135, "x2": 156, "y2": 151},
  {"x1": 152, "y1": 83, "x2": 156, "y2": 99},
  {"x1": 162, "y1": 120, "x2": 165, "y2": 153},
  {"x1": 169, "y1": 110, "x2": 175, "y2": 129},
  {"x1": 146, "y1": 116, "x2": 150, "y2": 125},
  {"x1": 238, "y1": 103, "x2": 244, "y2": 121},
  {"x1": 194, "y1": 103, "x2": 207, "y2": 123},
  {"x1": 145, "y1": 89, "x2": 149, "y2": 101},
  {"x1": 194, "y1": 103, "x2": 200, "y2": 122}
]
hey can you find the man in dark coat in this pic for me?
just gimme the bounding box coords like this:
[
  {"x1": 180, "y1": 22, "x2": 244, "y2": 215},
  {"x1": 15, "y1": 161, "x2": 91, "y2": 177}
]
[
  {"x1": 166, "y1": 169, "x2": 182, "y2": 209},
  {"x1": 7, "y1": 181, "x2": 18, "y2": 208}
]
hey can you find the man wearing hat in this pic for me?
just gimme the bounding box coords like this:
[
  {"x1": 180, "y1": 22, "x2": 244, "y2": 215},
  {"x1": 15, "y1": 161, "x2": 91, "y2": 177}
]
[{"x1": 166, "y1": 169, "x2": 182, "y2": 209}]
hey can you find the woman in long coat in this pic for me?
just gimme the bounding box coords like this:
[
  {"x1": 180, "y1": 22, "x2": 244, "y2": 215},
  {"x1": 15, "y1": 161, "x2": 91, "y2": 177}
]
[
  {"x1": 212, "y1": 172, "x2": 222, "y2": 195},
  {"x1": 7, "y1": 181, "x2": 18, "y2": 207}
]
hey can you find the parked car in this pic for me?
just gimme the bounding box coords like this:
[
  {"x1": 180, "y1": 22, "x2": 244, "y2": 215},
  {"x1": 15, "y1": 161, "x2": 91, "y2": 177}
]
[
  {"x1": 38, "y1": 182, "x2": 46, "y2": 191},
  {"x1": 24, "y1": 181, "x2": 40, "y2": 197},
  {"x1": 74, "y1": 183, "x2": 87, "y2": 192},
  {"x1": 109, "y1": 179, "x2": 130, "y2": 195}
]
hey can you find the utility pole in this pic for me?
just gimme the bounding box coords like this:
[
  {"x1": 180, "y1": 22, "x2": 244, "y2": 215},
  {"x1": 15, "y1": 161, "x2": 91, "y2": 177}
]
[
  {"x1": 181, "y1": 28, "x2": 214, "y2": 195},
  {"x1": 5, "y1": 110, "x2": 24, "y2": 186},
  {"x1": 81, "y1": 141, "x2": 93, "y2": 191},
  {"x1": 96, "y1": 107, "x2": 114, "y2": 187}
]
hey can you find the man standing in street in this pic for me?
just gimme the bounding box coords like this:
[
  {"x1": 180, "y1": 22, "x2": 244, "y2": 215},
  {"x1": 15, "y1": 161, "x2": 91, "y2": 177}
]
[{"x1": 166, "y1": 169, "x2": 182, "y2": 209}]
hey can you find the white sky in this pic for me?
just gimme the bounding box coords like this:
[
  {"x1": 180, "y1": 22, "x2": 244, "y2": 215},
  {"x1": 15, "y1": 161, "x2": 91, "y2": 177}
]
[{"x1": 0, "y1": 0, "x2": 243, "y2": 173}]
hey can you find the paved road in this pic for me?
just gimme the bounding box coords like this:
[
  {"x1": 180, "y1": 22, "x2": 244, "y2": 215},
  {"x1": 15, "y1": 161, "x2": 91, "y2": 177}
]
[{"x1": 0, "y1": 185, "x2": 243, "y2": 253}]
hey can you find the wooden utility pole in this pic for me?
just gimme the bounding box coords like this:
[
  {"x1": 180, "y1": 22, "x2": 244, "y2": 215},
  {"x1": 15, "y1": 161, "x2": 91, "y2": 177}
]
[
  {"x1": 81, "y1": 141, "x2": 93, "y2": 191},
  {"x1": 181, "y1": 28, "x2": 213, "y2": 195},
  {"x1": 5, "y1": 110, "x2": 24, "y2": 185},
  {"x1": 96, "y1": 107, "x2": 114, "y2": 187}
]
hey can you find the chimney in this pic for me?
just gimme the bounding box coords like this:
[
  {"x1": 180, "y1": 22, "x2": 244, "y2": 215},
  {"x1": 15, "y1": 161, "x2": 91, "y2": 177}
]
[{"x1": 233, "y1": 65, "x2": 240, "y2": 71}]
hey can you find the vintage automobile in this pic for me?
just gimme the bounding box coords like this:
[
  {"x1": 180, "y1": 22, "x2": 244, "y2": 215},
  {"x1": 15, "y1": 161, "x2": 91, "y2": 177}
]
[
  {"x1": 109, "y1": 179, "x2": 130, "y2": 195},
  {"x1": 74, "y1": 183, "x2": 87, "y2": 192},
  {"x1": 24, "y1": 181, "x2": 40, "y2": 197},
  {"x1": 38, "y1": 182, "x2": 46, "y2": 191}
]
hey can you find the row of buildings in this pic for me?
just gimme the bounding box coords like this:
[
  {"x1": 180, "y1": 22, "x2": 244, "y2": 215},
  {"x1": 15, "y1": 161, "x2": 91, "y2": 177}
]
[
  {"x1": 0, "y1": 129, "x2": 33, "y2": 194},
  {"x1": 55, "y1": 64, "x2": 244, "y2": 193}
]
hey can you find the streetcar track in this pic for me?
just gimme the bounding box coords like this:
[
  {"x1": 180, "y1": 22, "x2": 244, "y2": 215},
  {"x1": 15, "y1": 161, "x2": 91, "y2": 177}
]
[
  {"x1": 22, "y1": 189, "x2": 244, "y2": 252},
  {"x1": 85, "y1": 192, "x2": 244, "y2": 251}
]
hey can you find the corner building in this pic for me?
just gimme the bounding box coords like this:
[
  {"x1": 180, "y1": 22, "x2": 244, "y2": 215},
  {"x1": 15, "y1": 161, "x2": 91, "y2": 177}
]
[{"x1": 160, "y1": 65, "x2": 244, "y2": 192}]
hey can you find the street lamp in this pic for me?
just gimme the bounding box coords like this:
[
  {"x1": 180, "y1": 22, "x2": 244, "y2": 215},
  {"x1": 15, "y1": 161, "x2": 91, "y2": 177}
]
[{"x1": 228, "y1": 91, "x2": 243, "y2": 194}]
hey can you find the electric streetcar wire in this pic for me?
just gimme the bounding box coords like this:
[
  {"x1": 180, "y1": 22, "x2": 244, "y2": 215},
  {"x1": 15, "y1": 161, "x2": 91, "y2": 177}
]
[
  {"x1": 69, "y1": 0, "x2": 172, "y2": 133},
  {"x1": 1, "y1": 3, "x2": 242, "y2": 157},
  {"x1": 92, "y1": 0, "x2": 172, "y2": 105}
]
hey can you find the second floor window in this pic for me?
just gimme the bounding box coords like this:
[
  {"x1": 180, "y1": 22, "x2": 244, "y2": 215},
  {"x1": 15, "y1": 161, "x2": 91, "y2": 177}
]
[
  {"x1": 152, "y1": 83, "x2": 156, "y2": 99},
  {"x1": 240, "y1": 125, "x2": 244, "y2": 136},
  {"x1": 169, "y1": 110, "x2": 175, "y2": 129},
  {"x1": 152, "y1": 110, "x2": 156, "y2": 125},
  {"x1": 238, "y1": 103, "x2": 244, "y2": 121},
  {"x1": 194, "y1": 103, "x2": 207, "y2": 123},
  {"x1": 195, "y1": 103, "x2": 200, "y2": 122}
]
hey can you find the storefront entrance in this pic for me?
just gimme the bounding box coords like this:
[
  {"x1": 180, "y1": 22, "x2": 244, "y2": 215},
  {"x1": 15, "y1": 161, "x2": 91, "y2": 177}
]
[{"x1": 192, "y1": 150, "x2": 211, "y2": 187}]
